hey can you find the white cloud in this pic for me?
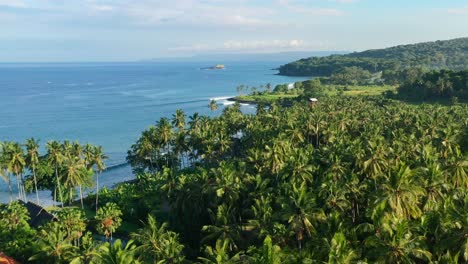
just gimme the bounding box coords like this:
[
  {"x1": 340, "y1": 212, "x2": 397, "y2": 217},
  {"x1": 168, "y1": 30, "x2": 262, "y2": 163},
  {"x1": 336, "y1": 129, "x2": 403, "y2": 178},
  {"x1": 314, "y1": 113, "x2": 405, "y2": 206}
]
[
  {"x1": 170, "y1": 39, "x2": 306, "y2": 53},
  {"x1": 277, "y1": 0, "x2": 344, "y2": 16},
  {"x1": 0, "y1": 0, "x2": 26, "y2": 8},
  {"x1": 447, "y1": 7, "x2": 468, "y2": 15},
  {"x1": 331, "y1": 0, "x2": 358, "y2": 3},
  {"x1": 92, "y1": 5, "x2": 114, "y2": 12}
]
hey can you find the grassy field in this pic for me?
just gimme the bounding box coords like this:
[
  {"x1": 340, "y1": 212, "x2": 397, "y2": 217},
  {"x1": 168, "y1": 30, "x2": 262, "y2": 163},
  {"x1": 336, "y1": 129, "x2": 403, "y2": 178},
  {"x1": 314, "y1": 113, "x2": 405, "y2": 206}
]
[
  {"x1": 336, "y1": 85, "x2": 396, "y2": 96},
  {"x1": 235, "y1": 93, "x2": 299, "y2": 103},
  {"x1": 233, "y1": 85, "x2": 397, "y2": 103}
]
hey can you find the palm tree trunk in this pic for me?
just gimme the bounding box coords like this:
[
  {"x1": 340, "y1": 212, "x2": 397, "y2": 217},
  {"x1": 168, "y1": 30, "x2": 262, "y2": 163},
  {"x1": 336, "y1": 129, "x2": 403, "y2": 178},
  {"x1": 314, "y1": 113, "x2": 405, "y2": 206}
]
[
  {"x1": 56, "y1": 166, "x2": 64, "y2": 208},
  {"x1": 79, "y1": 185, "x2": 84, "y2": 209},
  {"x1": 20, "y1": 173, "x2": 27, "y2": 202},
  {"x1": 33, "y1": 167, "x2": 40, "y2": 204},
  {"x1": 16, "y1": 174, "x2": 22, "y2": 200},
  {"x1": 7, "y1": 175, "x2": 13, "y2": 202},
  {"x1": 95, "y1": 172, "x2": 99, "y2": 212}
]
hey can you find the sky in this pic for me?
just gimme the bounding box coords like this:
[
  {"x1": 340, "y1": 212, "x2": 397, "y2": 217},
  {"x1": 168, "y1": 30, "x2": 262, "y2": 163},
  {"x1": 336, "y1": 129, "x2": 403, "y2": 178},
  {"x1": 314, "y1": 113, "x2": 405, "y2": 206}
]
[{"x1": 0, "y1": 0, "x2": 467, "y2": 62}]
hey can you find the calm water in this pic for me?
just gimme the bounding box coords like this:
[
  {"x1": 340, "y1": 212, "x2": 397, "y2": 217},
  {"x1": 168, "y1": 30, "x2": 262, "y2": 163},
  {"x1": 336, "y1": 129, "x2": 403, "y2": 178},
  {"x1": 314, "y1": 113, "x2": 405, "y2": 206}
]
[{"x1": 0, "y1": 61, "x2": 308, "y2": 204}]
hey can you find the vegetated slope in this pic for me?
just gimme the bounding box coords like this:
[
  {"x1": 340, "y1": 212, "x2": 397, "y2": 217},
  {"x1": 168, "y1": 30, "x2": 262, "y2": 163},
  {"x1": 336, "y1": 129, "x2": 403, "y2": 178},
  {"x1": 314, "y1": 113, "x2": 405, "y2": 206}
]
[{"x1": 279, "y1": 37, "x2": 468, "y2": 76}]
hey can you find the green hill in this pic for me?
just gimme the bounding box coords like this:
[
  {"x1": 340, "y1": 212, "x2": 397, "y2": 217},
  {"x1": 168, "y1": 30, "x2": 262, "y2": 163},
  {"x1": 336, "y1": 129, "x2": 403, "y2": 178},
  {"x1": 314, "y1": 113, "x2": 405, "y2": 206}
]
[{"x1": 278, "y1": 37, "x2": 468, "y2": 76}]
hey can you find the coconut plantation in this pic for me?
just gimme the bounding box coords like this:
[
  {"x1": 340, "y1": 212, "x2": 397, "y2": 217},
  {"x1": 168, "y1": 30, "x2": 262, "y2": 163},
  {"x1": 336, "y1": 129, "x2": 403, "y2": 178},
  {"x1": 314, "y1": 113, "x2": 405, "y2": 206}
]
[{"x1": 1, "y1": 0, "x2": 468, "y2": 263}]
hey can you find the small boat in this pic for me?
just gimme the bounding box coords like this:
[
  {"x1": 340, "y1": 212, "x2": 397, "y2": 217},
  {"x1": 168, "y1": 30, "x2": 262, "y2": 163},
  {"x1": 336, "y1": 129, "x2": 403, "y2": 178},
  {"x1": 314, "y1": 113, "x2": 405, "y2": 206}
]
[{"x1": 201, "y1": 64, "x2": 225, "y2": 70}]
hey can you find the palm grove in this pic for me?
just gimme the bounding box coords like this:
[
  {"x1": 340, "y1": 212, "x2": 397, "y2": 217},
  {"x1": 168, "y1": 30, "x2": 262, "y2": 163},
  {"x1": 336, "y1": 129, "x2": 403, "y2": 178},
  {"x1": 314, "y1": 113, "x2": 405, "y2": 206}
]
[{"x1": 2, "y1": 88, "x2": 467, "y2": 262}]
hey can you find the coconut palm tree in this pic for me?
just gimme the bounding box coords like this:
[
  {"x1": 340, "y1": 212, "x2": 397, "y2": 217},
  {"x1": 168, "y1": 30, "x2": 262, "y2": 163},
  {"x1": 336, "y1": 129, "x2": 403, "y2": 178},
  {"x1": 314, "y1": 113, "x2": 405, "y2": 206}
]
[
  {"x1": 46, "y1": 140, "x2": 65, "y2": 207},
  {"x1": 25, "y1": 138, "x2": 40, "y2": 204},
  {"x1": 373, "y1": 162, "x2": 425, "y2": 220},
  {"x1": 95, "y1": 202, "x2": 123, "y2": 241},
  {"x1": 8, "y1": 142, "x2": 26, "y2": 201},
  {"x1": 131, "y1": 214, "x2": 185, "y2": 263},
  {"x1": 29, "y1": 222, "x2": 78, "y2": 263},
  {"x1": 92, "y1": 239, "x2": 139, "y2": 264},
  {"x1": 63, "y1": 156, "x2": 91, "y2": 208},
  {"x1": 172, "y1": 108, "x2": 186, "y2": 132},
  {"x1": 0, "y1": 141, "x2": 14, "y2": 201},
  {"x1": 209, "y1": 99, "x2": 218, "y2": 112},
  {"x1": 92, "y1": 145, "x2": 107, "y2": 211}
]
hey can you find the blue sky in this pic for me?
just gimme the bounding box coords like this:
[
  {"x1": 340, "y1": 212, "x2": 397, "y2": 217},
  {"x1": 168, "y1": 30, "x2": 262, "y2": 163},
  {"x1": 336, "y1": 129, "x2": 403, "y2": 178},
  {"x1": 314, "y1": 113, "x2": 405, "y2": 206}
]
[{"x1": 0, "y1": 0, "x2": 467, "y2": 62}]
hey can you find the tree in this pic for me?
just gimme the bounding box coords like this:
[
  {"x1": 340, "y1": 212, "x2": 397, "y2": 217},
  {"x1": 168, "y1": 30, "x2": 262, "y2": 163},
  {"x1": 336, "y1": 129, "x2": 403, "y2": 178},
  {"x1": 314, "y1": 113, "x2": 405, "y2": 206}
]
[
  {"x1": 95, "y1": 202, "x2": 123, "y2": 241},
  {"x1": 172, "y1": 109, "x2": 186, "y2": 132},
  {"x1": 47, "y1": 140, "x2": 65, "y2": 207},
  {"x1": 0, "y1": 141, "x2": 14, "y2": 201},
  {"x1": 63, "y1": 155, "x2": 92, "y2": 208},
  {"x1": 25, "y1": 138, "x2": 41, "y2": 204},
  {"x1": 209, "y1": 99, "x2": 219, "y2": 112},
  {"x1": 57, "y1": 208, "x2": 87, "y2": 247},
  {"x1": 8, "y1": 142, "x2": 26, "y2": 201},
  {"x1": 30, "y1": 221, "x2": 78, "y2": 263},
  {"x1": 198, "y1": 239, "x2": 242, "y2": 264},
  {"x1": 373, "y1": 163, "x2": 425, "y2": 220},
  {"x1": 92, "y1": 239, "x2": 140, "y2": 264},
  {"x1": 131, "y1": 215, "x2": 185, "y2": 263},
  {"x1": 0, "y1": 201, "x2": 36, "y2": 262}
]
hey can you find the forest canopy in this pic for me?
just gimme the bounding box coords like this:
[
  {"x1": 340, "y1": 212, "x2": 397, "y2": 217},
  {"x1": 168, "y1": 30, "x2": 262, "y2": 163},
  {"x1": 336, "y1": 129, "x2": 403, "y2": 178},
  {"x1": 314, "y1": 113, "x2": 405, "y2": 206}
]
[{"x1": 278, "y1": 37, "x2": 468, "y2": 80}]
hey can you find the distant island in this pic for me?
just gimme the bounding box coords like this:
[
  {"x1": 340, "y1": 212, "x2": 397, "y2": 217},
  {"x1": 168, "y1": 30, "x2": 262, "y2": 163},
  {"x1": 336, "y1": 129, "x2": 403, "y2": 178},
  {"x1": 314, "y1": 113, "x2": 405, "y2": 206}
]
[{"x1": 201, "y1": 64, "x2": 225, "y2": 70}]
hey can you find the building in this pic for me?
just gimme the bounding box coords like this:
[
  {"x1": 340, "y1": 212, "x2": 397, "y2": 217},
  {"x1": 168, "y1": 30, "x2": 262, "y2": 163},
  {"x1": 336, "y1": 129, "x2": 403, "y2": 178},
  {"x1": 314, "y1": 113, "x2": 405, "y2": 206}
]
[
  {"x1": 309, "y1": 98, "x2": 318, "y2": 108},
  {"x1": 18, "y1": 201, "x2": 57, "y2": 228}
]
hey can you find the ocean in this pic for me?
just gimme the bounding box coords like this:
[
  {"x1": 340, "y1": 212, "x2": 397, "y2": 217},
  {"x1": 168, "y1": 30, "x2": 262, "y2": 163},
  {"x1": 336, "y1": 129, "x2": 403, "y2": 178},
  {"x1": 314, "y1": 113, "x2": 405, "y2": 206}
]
[{"x1": 0, "y1": 61, "x2": 308, "y2": 204}]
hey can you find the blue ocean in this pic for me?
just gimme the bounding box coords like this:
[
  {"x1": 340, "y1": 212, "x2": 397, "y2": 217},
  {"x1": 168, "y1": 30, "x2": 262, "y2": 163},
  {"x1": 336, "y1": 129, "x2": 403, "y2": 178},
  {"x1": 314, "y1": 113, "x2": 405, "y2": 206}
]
[{"x1": 0, "y1": 61, "x2": 308, "y2": 204}]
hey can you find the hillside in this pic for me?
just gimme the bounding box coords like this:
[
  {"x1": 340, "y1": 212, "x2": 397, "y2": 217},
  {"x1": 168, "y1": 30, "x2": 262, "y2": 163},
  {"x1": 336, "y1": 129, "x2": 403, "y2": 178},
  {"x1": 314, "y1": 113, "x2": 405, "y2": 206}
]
[{"x1": 278, "y1": 37, "x2": 468, "y2": 76}]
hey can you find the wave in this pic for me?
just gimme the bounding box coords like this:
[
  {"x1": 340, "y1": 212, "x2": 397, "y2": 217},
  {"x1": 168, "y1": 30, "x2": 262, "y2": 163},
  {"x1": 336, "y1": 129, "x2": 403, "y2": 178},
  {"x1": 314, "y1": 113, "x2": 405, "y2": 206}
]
[
  {"x1": 105, "y1": 162, "x2": 130, "y2": 171},
  {"x1": 210, "y1": 95, "x2": 236, "y2": 106},
  {"x1": 210, "y1": 96, "x2": 235, "y2": 101}
]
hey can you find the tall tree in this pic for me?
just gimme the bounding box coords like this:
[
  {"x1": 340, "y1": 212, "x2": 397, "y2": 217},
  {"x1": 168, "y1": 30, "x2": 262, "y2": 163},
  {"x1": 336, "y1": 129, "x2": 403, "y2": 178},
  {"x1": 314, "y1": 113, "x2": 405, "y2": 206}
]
[
  {"x1": 46, "y1": 140, "x2": 65, "y2": 207},
  {"x1": 25, "y1": 138, "x2": 41, "y2": 204}
]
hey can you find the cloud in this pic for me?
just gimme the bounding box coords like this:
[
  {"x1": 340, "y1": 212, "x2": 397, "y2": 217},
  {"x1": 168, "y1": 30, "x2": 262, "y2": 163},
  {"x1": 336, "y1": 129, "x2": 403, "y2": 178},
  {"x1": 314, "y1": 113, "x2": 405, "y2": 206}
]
[
  {"x1": 277, "y1": 0, "x2": 344, "y2": 16},
  {"x1": 170, "y1": 39, "x2": 306, "y2": 53},
  {"x1": 331, "y1": 0, "x2": 358, "y2": 3},
  {"x1": 0, "y1": 0, "x2": 26, "y2": 8},
  {"x1": 447, "y1": 7, "x2": 468, "y2": 15}
]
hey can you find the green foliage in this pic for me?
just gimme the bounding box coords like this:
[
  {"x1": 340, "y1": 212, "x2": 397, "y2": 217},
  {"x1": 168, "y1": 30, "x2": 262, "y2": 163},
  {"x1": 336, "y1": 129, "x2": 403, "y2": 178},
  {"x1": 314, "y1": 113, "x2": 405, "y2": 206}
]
[
  {"x1": 329, "y1": 66, "x2": 373, "y2": 85},
  {"x1": 131, "y1": 214, "x2": 185, "y2": 263},
  {"x1": 397, "y1": 69, "x2": 468, "y2": 100},
  {"x1": 95, "y1": 202, "x2": 123, "y2": 240},
  {"x1": 92, "y1": 239, "x2": 140, "y2": 264},
  {"x1": 279, "y1": 37, "x2": 468, "y2": 81},
  {"x1": 0, "y1": 201, "x2": 36, "y2": 262}
]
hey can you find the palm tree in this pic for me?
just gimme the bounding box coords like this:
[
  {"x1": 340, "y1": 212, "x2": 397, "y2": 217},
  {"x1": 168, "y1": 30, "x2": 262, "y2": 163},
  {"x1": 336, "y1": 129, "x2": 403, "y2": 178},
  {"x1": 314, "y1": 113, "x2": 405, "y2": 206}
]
[
  {"x1": 95, "y1": 202, "x2": 123, "y2": 241},
  {"x1": 373, "y1": 163, "x2": 425, "y2": 220},
  {"x1": 365, "y1": 216, "x2": 432, "y2": 263},
  {"x1": 25, "y1": 138, "x2": 41, "y2": 204},
  {"x1": 0, "y1": 141, "x2": 14, "y2": 201},
  {"x1": 131, "y1": 214, "x2": 185, "y2": 263},
  {"x1": 172, "y1": 108, "x2": 186, "y2": 131},
  {"x1": 93, "y1": 239, "x2": 140, "y2": 264},
  {"x1": 63, "y1": 156, "x2": 91, "y2": 208},
  {"x1": 201, "y1": 204, "x2": 241, "y2": 252},
  {"x1": 92, "y1": 146, "x2": 107, "y2": 211},
  {"x1": 326, "y1": 232, "x2": 357, "y2": 264},
  {"x1": 282, "y1": 182, "x2": 325, "y2": 250},
  {"x1": 8, "y1": 142, "x2": 26, "y2": 201},
  {"x1": 198, "y1": 239, "x2": 242, "y2": 264},
  {"x1": 209, "y1": 99, "x2": 218, "y2": 112},
  {"x1": 47, "y1": 140, "x2": 65, "y2": 207},
  {"x1": 29, "y1": 222, "x2": 78, "y2": 263}
]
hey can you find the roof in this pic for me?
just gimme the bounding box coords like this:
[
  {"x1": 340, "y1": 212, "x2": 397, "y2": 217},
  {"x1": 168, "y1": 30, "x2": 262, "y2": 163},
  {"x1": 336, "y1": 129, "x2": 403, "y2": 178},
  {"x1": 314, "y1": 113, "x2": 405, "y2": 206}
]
[
  {"x1": 0, "y1": 252, "x2": 20, "y2": 264},
  {"x1": 18, "y1": 200, "x2": 57, "y2": 228}
]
